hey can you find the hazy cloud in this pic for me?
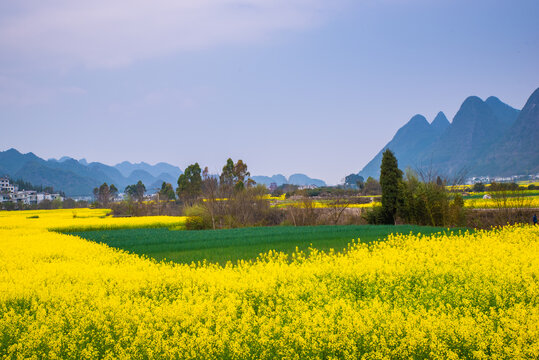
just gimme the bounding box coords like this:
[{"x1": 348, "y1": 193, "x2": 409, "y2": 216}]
[
  {"x1": 0, "y1": 74, "x2": 86, "y2": 106},
  {"x1": 0, "y1": 0, "x2": 343, "y2": 68}
]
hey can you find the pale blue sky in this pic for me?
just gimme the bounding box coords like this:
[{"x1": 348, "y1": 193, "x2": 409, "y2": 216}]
[{"x1": 1, "y1": 0, "x2": 538, "y2": 184}]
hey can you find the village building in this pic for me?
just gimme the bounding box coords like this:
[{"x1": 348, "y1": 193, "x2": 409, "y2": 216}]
[{"x1": 0, "y1": 176, "x2": 63, "y2": 205}]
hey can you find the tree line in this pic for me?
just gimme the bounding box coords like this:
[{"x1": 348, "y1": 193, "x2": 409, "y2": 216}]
[
  {"x1": 92, "y1": 158, "x2": 282, "y2": 228},
  {"x1": 90, "y1": 150, "x2": 534, "y2": 228},
  {"x1": 365, "y1": 149, "x2": 467, "y2": 227}
]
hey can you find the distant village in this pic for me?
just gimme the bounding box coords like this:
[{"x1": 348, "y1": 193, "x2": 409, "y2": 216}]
[
  {"x1": 0, "y1": 177, "x2": 63, "y2": 205},
  {"x1": 467, "y1": 175, "x2": 538, "y2": 185},
  {"x1": 1, "y1": 173, "x2": 536, "y2": 208}
]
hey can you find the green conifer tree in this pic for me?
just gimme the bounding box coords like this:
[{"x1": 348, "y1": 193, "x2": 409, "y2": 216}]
[{"x1": 380, "y1": 149, "x2": 403, "y2": 224}]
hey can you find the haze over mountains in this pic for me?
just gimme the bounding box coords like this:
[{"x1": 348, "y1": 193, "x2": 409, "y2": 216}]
[
  {"x1": 0, "y1": 150, "x2": 184, "y2": 196},
  {"x1": 0, "y1": 149, "x2": 327, "y2": 196},
  {"x1": 251, "y1": 174, "x2": 326, "y2": 188},
  {"x1": 358, "y1": 87, "x2": 539, "y2": 179},
  {"x1": 2, "y1": 87, "x2": 536, "y2": 195}
]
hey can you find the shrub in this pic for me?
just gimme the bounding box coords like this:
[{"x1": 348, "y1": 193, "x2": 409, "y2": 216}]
[
  {"x1": 363, "y1": 206, "x2": 384, "y2": 224},
  {"x1": 472, "y1": 182, "x2": 486, "y2": 192},
  {"x1": 185, "y1": 216, "x2": 207, "y2": 230},
  {"x1": 183, "y1": 204, "x2": 212, "y2": 230}
]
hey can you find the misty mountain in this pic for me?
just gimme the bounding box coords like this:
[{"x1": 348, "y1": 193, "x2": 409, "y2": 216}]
[
  {"x1": 0, "y1": 148, "x2": 43, "y2": 174},
  {"x1": 359, "y1": 113, "x2": 449, "y2": 179},
  {"x1": 288, "y1": 174, "x2": 326, "y2": 187},
  {"x1": 421, "y1": 96, "x2": 513, "y2": 175},
  {"x1": 251, "y1": 174, "x2": 326, "y2": 187},
  {"x1": 484, "y1": 96, "x2": 520, "y2": 127},
  {"x1": 358, "y1": 88, "x2": 533, "y2": 179},
  {"x1": 476, "y1": 87, "x2": 539, "y2": 175},
  {"x1": 250, "y1": 174, "x2": 288, "y2": 186},
  {"x1": 125, "y1": 170, "x2": 157, "y2": 188},
  {"x1": 0, "y1": 149, "x2": 184, "y2": 196},
  {"x1": 13, "y1": 160, "x2": 98, "y2": 196},
  {"x1": 115, "y1": 161, "x2": 182, "y2": 179}
]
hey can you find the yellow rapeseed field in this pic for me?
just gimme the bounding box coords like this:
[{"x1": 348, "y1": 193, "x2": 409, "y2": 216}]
[
  {"x1": 277, "y1": 201, "x2": 379, "y2": 209},
  {"x1": 1, "y1": 209, "x2": 538, "y2": 359},
  {"x1": 464, "y1": 196, "x2": 539, "y2": 209}
]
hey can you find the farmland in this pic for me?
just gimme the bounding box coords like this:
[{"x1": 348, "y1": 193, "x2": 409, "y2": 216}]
[
  {"x1": 1, "y1": 209, "x2": 539, "y2": 358},
  {"x1": 68, "y1": 225, "x2": 459, "y2": 265}
]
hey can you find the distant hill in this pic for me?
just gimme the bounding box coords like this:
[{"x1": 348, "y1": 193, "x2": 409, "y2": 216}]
[
  {"x1": 250, "y1": 174, "x2": 288, "y2": 186},
  {"x1": 251, "y1": 174, "x2": 326, "y2": 187},
  {"x1": 288, "y1": 174, "x2": 326, "y2": 187},
  {"x1": 114, "y1": 161, "x2": 182, "y2": 179},
  {"x1": 359, "y1": 113, "x2": 448, "y2": 179},
  {"x1": 0, "y1": 148, "x2": 328, "y2": 196},
  {"x1": 0, "y1": 149, "x2": 183, "y2": 196},
  {"x1": 358, "y1": 87, "x2": 536, "y2": 179},
  {"x1": 476, "y1": 87, "x2": 539, "y2": 175}
]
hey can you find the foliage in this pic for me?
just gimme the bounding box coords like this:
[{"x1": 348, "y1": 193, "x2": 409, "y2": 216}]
[
  {"x1": 397, "y1": 170, "x2": 466, "y2": 227},
  {"x1": 363, "y1": 176, "x2": 381, "y2": 195},
  {"x1": 219, "y1": 158, "x2": 253, "y2": 193},
  {"x1": 92, "y1": 182, "x2": 118, "y2": 206},
  {"x1": 472, "y1": 182, "x2": 486, "y2": 192},
  {"x1": 344, "y1": 174, "x2": 364, "y2": 190},
  {"x1": 159, "y1": 182, "x2": 176, "y2": 201},
  {"x1": 448, "y1": 193, "x2": 466, "y2": 226},
  {"x1": 183, "y1": 204, "x2": 213, "y2": 230},
  {"x1": 125, "y1": 180, "x2": 146, "y2": 202},
  {"x1": 1, "y1": 211, "x2": 538, "y2": 358},
  {"x1": 284, "y1": 197, "x2": 320, "y2": 226},
  {"x1": 362, "y1": 205, "x2": 385, "y2": 225},
  {"x1": 185, "y1": 216, "x2": 206, "y2": 230},
  {"x1": 380, "y1": 149, "x2": 403, "y2": 224},
  {"x1": 301, "y1": 186, "x2": 363, "y2": 198},
  {"x1": 176, "y1": 163, "x2": 202, "y2": 205},
  {"x1": 197, "y1": 183, "x2": 281, "y2": 229},
  {"x1": 194, "y1": 159, "x2": 277, "y2": 229},
  {"x1": 490, "y1": 181, "x2": 519, "y2": 192}
]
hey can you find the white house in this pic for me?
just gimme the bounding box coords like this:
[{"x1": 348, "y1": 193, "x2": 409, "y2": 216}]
[{"x1": 0, "y1": 177, "x2": 63, "y2": 204}]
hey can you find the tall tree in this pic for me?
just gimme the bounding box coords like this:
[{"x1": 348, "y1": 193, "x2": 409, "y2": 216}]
[
  {"x1": 125, "y1": 181, "x2": 146, "y2": 202},
  {"x1": 363, "y1": 177, "x2": 381, "y2": 195},
  {"x1": 177, "y1": 163, "x2": 202, "y2": 205},
  {"x1": 109, "y1": 184, "x2": 118, "y2": 201},
  {"x1": 159, "y1": 182, "x2": 176, "y2": 200},
  {"x1": 219, "y1": 158, "x2": 235, "y2": 188},
  {"x1": 93, "y1": 182, "x2": 118, "y2": 207},
  {"x1": 219, "y1": 158, "x2": 252, "y2": 192},
  {"x1": 201, "y1": 167, "x2": 220, "y2": 229},
  {"x1": 380, "y1": 149, "x2": 403, "y2": 224},
  {"x1": 344, "y1": 174, "x2": 364, "y2": 190},
  {"x1": 233, "y1": 159, "x2": 251, "y2": 190}
]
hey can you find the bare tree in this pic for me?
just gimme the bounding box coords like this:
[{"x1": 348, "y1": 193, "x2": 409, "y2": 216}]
[
  {"x1": 325, "y1": 198, "x2": 350, "y2": 225},
  {"x1": 490, "y1": 182, "x2": 532, "y2": 224},
  {"x1": 286, "y1": 197, "x2": 319, "y2": 226},
  {"x1": 201, "y1": 167, "x2": 220, "y2": 230}
]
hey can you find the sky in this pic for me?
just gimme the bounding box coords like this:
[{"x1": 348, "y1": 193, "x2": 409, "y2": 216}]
[{"x1": 1, "y1": 0, "x2": 538, "y2": 185}]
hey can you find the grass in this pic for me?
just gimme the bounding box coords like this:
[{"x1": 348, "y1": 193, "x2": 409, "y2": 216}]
[{"x1": 68, "y1": 225, "x2": 466, "y2": 265}]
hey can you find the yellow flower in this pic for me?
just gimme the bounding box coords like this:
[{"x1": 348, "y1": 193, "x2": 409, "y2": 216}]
[{"x1": 0, "y1": 209, "x2": 538, "y2": 358}]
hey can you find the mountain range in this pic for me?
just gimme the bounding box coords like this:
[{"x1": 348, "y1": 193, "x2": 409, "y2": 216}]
[
  {"x1": 358, "y1": 87, "x2": 539, "y2": 179},
  {"x1": 0, "y1": 149, "x2": 327, "y2": 196},
  {"x1": 0, "y1": 150, "x2": 183, "y2": 197},
  {"x1": 251, "y1": 174, "x2": 326, "y2": 187}
]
